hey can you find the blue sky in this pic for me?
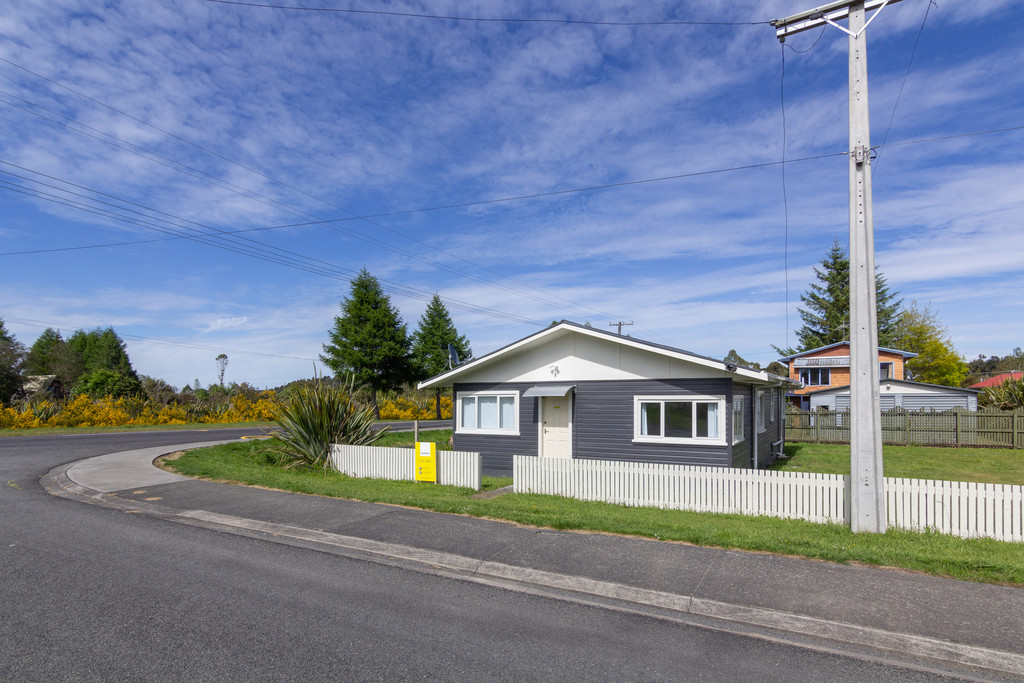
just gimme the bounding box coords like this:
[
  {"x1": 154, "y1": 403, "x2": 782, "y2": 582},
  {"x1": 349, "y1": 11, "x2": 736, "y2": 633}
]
[{"x1": 1, "y1": 0, "x2": 1021, "y2": 389}]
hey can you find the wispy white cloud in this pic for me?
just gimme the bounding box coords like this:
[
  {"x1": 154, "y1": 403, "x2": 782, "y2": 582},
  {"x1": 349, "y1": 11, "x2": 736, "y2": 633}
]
[{"x1": 0, "y1": 0, "x2": 1020, "y2": 386}]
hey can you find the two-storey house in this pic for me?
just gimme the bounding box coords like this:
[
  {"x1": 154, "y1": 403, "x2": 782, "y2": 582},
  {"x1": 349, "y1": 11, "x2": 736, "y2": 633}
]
[{"x1": 779, "y1": 341, "x2": 977, "y2": 412}]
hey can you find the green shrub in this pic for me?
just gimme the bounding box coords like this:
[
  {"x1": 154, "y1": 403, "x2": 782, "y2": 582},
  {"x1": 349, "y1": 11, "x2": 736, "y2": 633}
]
[
  {"x1": 268, "y1": 375, "x2": 384, "y2": 470},
  {"x1": 983, "y1": 377, "x2": 1024, "y2": 410}
]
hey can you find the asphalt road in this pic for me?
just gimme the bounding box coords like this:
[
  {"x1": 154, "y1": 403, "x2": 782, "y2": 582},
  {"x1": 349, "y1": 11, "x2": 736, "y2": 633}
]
[{"x1": 0, "y1": 431, "x2": 971, "y2": 681}]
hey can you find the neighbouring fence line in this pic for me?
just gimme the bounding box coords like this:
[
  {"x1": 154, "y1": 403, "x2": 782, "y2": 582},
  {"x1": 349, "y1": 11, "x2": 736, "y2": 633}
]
[
  {"x1": 513, "y1": 456, "x2": 1024, "y2": 543},
  {"x1": 786, "y1": 408, "x2": 1024, "y2": 449},
  {"x1": 331, "y1": 444, "x2": 482, "y2": 491}
]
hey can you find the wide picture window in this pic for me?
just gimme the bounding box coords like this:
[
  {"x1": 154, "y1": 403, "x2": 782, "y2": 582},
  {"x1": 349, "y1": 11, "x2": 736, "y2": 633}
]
[
  {"x1": 635, "y1": 396, "x2": 724, "y2": 445},
  {"x1": 458, "y1": 392, "x2": 517, "y2": 434}
]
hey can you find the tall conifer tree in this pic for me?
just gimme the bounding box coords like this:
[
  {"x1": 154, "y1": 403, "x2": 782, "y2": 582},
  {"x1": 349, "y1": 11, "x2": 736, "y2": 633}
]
[
  {"x1": 795, "y1": 240, "x2": 902, "y2": 351},
  {"x1": 412, "y1": 294, "x2": 472, "y2": 419},
  {"x1": 0, "y1": 317, "x2": 26, "y2": 403},
  {"x1": 320, "y1": 269, "x2": 413, "y2": 419},
  {"x1": 24, "y1": 328, "x2": 64, "y2": 375}
]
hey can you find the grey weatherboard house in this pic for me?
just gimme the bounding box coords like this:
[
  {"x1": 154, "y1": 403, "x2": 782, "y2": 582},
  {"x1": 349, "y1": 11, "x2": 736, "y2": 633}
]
[{"x1": 418, "y1": 321, "x2": 795, "y2": 475}]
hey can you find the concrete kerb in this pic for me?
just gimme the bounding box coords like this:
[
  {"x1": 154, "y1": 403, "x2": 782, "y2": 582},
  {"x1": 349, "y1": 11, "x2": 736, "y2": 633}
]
[{"x1": 41, "y1": 443, "x2": 1024, "y2": 680}]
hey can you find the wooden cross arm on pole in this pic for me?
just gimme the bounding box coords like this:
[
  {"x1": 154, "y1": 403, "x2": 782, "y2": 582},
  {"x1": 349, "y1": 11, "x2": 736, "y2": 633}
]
[{"x1": 771, "y1": 0, "x2": 904, "y2": 40}]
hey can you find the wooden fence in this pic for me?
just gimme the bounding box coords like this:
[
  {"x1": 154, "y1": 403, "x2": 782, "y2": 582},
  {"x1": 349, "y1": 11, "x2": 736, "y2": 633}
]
[
  {"x1": 331, "y1": 444, "x2": 482, "y2": 491},
  {"x1": 514, "y1": 456, "x2": 1024, "y2": 543},
  {"x1": 786, "y1": 408, "x2": 1024, "y2": 449}
]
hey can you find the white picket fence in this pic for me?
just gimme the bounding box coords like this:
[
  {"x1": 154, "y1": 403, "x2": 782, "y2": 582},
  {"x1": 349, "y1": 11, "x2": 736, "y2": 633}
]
[
  {"x1": 887, "y1": 478, "x2": 1023, "y2": 542},
  {"x1": 513, "y1": 456, "x2": 1024, "y2": 542},
  {"x1": 330, "y1": 444, "x2": 482, "y2": 491}
]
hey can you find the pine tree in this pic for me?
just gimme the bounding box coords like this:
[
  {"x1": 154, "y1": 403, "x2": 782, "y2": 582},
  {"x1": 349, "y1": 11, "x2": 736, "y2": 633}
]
[
  {"x1": 795, "y1": 240, "x2": 902, "y2": 351},
  {"x1": 65, "y1": 327, "x2": 142, "y2": 399},
  {"x1": 24, "y1": 328, "x2": 64, "y2": 375},
  {"x1": 412, "y1": 294, "x2": 472, "y2": 419},
  {"x1": 0, "y1": 317, "x2": 26, "y2": 403},
  {"x1": 320, "y1": 269, "x2": 414, "y2": 419}
]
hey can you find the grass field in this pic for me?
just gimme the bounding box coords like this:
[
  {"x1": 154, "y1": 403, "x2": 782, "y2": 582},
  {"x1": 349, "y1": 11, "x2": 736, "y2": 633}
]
[
  {"x1": 164, "y1": 439, "x2": 1024, "y2": 586},
  {"x1": 775, "y1": 442, "x2": 1024, "y2": 485}
]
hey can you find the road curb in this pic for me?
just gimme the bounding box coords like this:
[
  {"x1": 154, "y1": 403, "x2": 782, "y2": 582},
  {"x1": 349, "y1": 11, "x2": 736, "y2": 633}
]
[{"x1": 40, "y1": 451, "x2": 1024, "y2": 680}]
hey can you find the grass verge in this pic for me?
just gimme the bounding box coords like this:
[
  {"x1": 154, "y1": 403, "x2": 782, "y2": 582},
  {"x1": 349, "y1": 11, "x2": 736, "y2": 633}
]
[
  {"x1": 165, "y1": 440, "x2": 1024, "y2": 586},
  {"x1": 774, "y1": 442, "x2": 1024, "y2": 485}
]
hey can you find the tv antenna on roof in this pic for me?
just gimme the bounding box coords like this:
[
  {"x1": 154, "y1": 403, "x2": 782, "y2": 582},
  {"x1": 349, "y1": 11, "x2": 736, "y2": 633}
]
[{"x1": 447, "y1": 343, "x2": 461, "y2": 370}]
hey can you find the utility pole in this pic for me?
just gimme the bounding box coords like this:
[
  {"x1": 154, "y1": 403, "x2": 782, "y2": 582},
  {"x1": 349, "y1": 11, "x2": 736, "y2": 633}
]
[
  {"x1": 609, "y1": 321, "x2": 633, "y2": 335},
  {"x1": 772, "y1": 0, "x2": 902, "y2": 533}
]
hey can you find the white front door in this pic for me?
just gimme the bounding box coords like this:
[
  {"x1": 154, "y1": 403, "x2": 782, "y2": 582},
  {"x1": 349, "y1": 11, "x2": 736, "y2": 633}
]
[{"x1": 541, "y1": 395, "x2": 571, "y2": 459}]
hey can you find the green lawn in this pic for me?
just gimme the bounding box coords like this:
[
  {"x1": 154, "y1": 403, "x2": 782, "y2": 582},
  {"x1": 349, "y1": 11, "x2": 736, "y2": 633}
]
[
  {"x1": 774, "y1": 442, "x2": 1024, "y2": 485},
  {"x1": 164, "y1": 439, "x2": 1024, "y2": 586},
  {"x1": 372, "y1": 429, "x2": 452, "y2": 449}
]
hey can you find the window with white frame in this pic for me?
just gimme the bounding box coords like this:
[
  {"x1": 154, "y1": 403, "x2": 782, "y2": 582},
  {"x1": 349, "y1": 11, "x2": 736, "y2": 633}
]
[
  {"x1": 456, "y1": 391, "x2": 518, "y2": 434},
  {"x1": 732, "y1": 396, "x2": 745, "y2": 444},
  {"x1": 770, "y1": 388, "x2": 778, "y2": 424},
  {"x1": 634, "y1": 396, "x2": 724, "y2": 445}
]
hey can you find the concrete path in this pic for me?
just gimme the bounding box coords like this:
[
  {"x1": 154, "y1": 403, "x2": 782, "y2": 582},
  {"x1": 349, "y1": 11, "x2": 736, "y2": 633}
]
[{"x1": 44, "y1": 440, "x2": 1024, "y2": 680}]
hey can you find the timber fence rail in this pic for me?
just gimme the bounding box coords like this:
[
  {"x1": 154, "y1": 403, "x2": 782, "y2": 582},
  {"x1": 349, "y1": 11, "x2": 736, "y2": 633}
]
[
  {"x1": 786, "y1": 408, "x2": 1024, "y2": 449},
  {"x1": 330, "y1": 444, "x2": 482, "y2": 491},
  {"x1": 513, "y1": 456, "x2": 1024, "y2": 542}
]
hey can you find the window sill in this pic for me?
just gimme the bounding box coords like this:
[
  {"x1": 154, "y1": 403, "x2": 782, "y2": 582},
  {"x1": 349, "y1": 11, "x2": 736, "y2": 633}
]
[
  {"x1": 455, "y1": 428, "x2": 520, "y2": 437},
  {"x1": 633, "y1": 436, "x2": 726, "y2": 447}
]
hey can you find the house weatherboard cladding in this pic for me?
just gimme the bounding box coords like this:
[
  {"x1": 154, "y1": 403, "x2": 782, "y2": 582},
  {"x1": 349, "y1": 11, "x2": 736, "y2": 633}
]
[{"x1": 420, "y1": 322, "x2": 794, "y2": 474}]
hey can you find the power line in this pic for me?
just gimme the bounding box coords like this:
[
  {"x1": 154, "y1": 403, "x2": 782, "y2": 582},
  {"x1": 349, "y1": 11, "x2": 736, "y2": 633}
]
[
  {"x1": 4, "y1": 123, "x2": 1021, "y2": 260},
  {"x1": 874, "y1": 0, "x2": 937, "y2": 177},
  {"x1": 0, "y1": 71, "x2": 619, "y2": 321},
  {"x1": 1, "y1": 149, "x2": 849, "y2": 260},
  {"x1": 0, "y1": 90, "x2": 580, "y2": 315},
  {"x1": 204, "y1": 0, "x2": 770, "y2": 26},
  {"x1": 780, "y1": 43, "x2": 792, "y2": 353},
  {"x1": 0, "y1": 163, "x2": 547, "y2": 325}
]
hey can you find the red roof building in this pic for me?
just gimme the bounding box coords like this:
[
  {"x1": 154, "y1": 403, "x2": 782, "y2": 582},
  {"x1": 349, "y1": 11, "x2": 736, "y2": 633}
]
[{"x1": 969, "y1": 371, "x2": 1024, "y2": 389}]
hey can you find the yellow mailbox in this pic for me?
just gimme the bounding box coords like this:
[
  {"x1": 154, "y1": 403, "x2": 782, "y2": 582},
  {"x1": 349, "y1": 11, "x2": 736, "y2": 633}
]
[{"x1": 414, "y1": 441, "x2": 437, "y2": 483}]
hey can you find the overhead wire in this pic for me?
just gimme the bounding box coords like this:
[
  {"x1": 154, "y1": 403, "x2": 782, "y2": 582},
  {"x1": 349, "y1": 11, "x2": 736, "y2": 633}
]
[
  {"x1": 0, "y1": 162, "x2": 546, "y2": 324},
  {"x1": 2, "y1": 150, "x2": 852, "y2": 259},
  {"x1": 5, "y1": 123, "x2": 1020, "y2": 260},
  {"x1": 204, "y1": 0, "x2": 771, "y2": 26},
  {"x1": 780, "y1": 43, "x2": 791, "y2": 353},
  {"x1": 0, "y1": 90, "x2": 569, "y2": 316},
  {"x1": 0, "y1": 58, "x2": 632, "y2": 326},
  {"x1": 873, "y1": 0, "x2": 937, "y2": 177},
  {"x1": 778, "y1": 20, "x2": 829, "y2": 353}
]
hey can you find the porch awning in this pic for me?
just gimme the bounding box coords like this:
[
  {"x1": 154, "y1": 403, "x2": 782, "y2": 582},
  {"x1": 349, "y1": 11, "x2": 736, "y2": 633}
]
[{"x1": 522, "y1": 384, "x2": 575, "y2": 398}]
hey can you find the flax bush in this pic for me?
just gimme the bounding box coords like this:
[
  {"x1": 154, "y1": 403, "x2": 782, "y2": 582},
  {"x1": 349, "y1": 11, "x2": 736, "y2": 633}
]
[
  {"x1": 268, "y1": 375, "x2": 384, "y2": 470},
  {"x1": 983, "y1": 377, "x2": 1024, "y2": 410}
]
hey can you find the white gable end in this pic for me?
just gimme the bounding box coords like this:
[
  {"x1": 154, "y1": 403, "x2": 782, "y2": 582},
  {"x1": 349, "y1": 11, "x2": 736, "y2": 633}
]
[{"x1": 451, "y1": 331, "x2": 725, "y2": 383}]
